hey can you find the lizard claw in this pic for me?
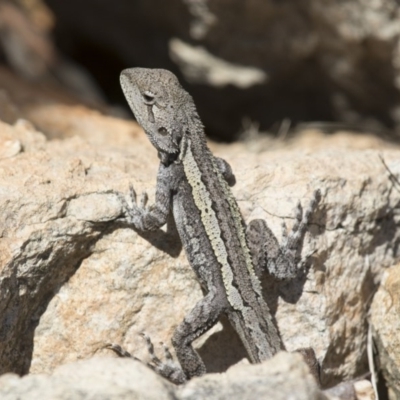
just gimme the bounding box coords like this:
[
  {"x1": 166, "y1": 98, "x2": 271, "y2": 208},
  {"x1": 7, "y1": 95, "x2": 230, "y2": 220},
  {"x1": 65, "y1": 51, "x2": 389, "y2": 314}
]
[
  {"x1": 105, "y1": 343, "x2": 139, "y2": 361},
  {"x1": 160, "y1": 341, "x2": 174, "y2": 362},
  {"x1": 269, "y1": 190, "x2": 321, "y2": 280},
  {"x1": 129, "y1": 183, "x2": 137, "y2": 204},
  {"x1": 140, "y1": 332, "x2": 187, "y2": 384},
  {"x1": 285, "y1": 189, "x2": 321, "y2": 253},
  {"x1": 116, "y1": 184, "x2": 148, "y2": 227},
  {"x1": 140, "y1": 192, "x2": 149, "y2": 209}
]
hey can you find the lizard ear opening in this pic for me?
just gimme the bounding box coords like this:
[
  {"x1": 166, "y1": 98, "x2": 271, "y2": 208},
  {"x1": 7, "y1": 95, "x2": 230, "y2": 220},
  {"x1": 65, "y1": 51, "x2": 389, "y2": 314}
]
[
  {"x1": 158, "y1": 127, "x2": 168, "y2": 136},
  {"x1": 147, "y1": 125, "x2": 181, "y2": 156},
  {"x1": 143, "y1": 91, "x2": 155, "y2": 105}
]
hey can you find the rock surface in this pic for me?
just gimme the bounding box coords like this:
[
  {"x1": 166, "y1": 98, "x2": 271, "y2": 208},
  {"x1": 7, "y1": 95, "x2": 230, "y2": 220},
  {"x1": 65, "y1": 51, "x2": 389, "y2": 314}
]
[
  {"x1": 0, "y1": 357, "x2": 175, "y2": 400},
  {"x1": 0, "y1": 108, "x2": 398, "y2": 386},
  {"x1": 370, "y1": 262, "x2": 400, "y2": 399},
  {"x1": 0, "y1": 352, "x2": 326, "y2": 400},
  {"x1": 177, "y1": 352, "x2": 324, "y2": 400},
  {"x1": 0, "y1": 66, "x2": 395, "y2": 396}
]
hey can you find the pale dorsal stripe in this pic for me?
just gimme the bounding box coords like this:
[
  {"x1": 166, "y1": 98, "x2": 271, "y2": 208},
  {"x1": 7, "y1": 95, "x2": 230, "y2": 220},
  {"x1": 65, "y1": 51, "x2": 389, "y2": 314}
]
[{"x1": 181, "y1": 136, "x2": 272, "y2": 360}]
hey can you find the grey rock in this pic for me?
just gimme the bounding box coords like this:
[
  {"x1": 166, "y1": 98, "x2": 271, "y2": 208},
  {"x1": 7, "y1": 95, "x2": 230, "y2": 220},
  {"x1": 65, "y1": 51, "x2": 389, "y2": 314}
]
[
  {"x1": 0, "y1": 353, "x2": 328, "y2": 400},
  {"x1": 0, "y1": 357, "x2": 175, "y2": 400},
  {"x1": 177, "y1": 352, "x2": 325, "y2": 400},
  {"x1": 0, "y1": 112, "x2": 396, "y2": 388},
  {"x1": 0, "y1": 75, "x2": 397, "y2": 390},
  {"x1": 370, "y1": 262, "x2": 400, "y2": 399}
]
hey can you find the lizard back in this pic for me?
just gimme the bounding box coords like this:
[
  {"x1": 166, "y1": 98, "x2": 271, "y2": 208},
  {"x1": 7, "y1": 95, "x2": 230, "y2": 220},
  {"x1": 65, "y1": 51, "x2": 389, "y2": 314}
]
[{"x1": 177, "y1": 129, "x2": 283, "y2": 362}]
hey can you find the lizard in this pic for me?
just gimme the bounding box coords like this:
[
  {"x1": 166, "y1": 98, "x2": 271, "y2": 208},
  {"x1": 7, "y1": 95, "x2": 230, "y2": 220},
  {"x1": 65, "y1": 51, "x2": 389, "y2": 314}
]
[{"x1": 111, "y1": 67, "x2": 321, "y2": 385}]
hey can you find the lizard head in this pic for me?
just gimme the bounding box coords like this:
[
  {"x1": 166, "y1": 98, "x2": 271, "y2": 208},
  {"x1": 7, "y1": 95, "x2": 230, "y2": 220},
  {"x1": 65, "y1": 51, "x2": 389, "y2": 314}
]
[{"x1": 120, "y1": 68, "x2": 197, "y2": 164}]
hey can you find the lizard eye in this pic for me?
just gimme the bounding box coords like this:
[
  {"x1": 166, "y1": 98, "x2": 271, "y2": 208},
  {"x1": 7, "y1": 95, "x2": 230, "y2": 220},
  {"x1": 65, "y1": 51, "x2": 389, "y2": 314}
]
[
  {"x1": 143, "y1": 91, "x2": 155, "y2": 105},
  {"x1": 158, "y1": 127, "x2": 168, "y2": 136}
]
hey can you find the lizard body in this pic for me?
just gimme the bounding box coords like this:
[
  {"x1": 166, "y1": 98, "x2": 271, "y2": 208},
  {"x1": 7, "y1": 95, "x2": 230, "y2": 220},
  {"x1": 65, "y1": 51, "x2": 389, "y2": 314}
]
[{"x1": 115, "y1": 68, "x2": 320, "y2": 384}]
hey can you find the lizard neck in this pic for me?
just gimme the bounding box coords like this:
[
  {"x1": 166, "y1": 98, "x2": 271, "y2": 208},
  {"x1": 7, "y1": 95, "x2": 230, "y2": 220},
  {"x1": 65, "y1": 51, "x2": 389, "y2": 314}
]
[
  {"x1": 158, "y1": 150, "x2": 179, "y2": 166},
  {"x1": 179, "y1": 110, "x2": 212, "y2": 164}
]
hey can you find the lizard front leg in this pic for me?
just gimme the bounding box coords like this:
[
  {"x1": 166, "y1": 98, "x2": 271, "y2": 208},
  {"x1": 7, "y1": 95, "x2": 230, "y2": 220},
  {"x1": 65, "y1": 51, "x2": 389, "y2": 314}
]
[
  {"x1": 246, "y1": 189, "x2": 321, "y2": 279},
  {"x1": 214, "y1": 157, "x2": 236, "y2": 186},
  {"x1": 118, "y1": 165, "x2": 174, "y2": 231}
]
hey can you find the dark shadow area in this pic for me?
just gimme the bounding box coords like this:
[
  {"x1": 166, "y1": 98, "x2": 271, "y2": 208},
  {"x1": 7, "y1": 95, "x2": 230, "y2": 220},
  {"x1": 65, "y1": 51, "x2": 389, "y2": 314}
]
[
  {"x1": 361, "y1": 200, "x2": 400, "y2": 257},
  {"x1": 198, "y1": 315, "x2": 248, "y2": 373},
  {"x1": 377, "y1": 369, "x2": 390, "y2": 400},
  {"x1": 44, "y1": 0, "x2": 184, "y2": 110},
  {"x1": 114, "y1": 213, "x2": 183, "y2": 258},
  {"x1": 41, "y1": 0, "x2": 400, "y2": 141},
  {"x1": 320, "y1": 322, "x2": 369, "y2": 388}
]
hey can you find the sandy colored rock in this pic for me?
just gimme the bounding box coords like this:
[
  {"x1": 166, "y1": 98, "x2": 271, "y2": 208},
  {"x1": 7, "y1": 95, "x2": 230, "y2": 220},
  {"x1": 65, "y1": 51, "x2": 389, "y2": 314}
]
[
  {"x1": 370, "y1": 263, "x2": 400, "y2": 399},
  {"x1": 0, "y1": 352, "x2": 327, "y2": 400},
  {"x1": 0, "y1": 357, "x2": 175, "y2": 400},
  {"x1": 0, "y1": 66, "x2": 397, "y2": 390},
  {"x1": 353, "y1": 380, "x2": 376, "y2": 400},
  {"x1": 0, "y1": 106, "x2": 396, "y2": 388},
  {"x1": 177, "y1": 352, "x2": 325, "y2": 400},
  {"x1": 0, "y1": 109, "x2": 154, "y2": 375}
]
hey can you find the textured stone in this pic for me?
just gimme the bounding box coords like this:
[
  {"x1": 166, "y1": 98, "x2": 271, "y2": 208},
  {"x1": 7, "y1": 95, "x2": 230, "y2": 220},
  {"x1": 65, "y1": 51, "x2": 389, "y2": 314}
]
[
  {"x1": 0, "y1": 67, "x2": 397, "y2": 391},
  {"x1": 0, "y1": 114, "x2": 150, "y2": 375},
  {"x1": 177, "y1": 352, "x2": 325, "y2": 400},
  {"x1": 0, "y1": 357, "x2": 175, "y2": 400},
  {"x1": 353, "y1": 380, "x2": 376, "y2": 400},
  {"x1": 0, "y1": 110, "x2": 396, "y2": 388},
  {"x1": 0, "y1": 352, "x2": 327, "y2": 400},
  {"x1": 370, "y1": 263, "x2": 400, "y2": 399}
]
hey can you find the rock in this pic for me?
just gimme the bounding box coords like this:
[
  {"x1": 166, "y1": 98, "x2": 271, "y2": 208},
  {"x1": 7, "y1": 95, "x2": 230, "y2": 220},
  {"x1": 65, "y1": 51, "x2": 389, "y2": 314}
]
[
  {"x1": 177, "y1": 352, "x2": 324, "y2": 400},
  {"x1": 0, "y1": 66, "x2": 397, "y2": 390},
  {"x1": 0, "y1": 352, "x2": 327, "y2": 400},
  {"x1": 353, "y1": 380, "x2": 376, "y2": 400},
  {"x1": 0, "y1": 113, "x2": 148, "y2": 375},
  {"x1": 0, "y1": 104, "x2": 397, "y2": 388},
  {"x1": 0, "y1": 357, "x2": 175, "y2": 400},
  {"x1": 169, "y1": 38, "x2": 268, "y2": 88},
  {"x1": 370, "y1": 262, "x2": 400, "y2": 399}
]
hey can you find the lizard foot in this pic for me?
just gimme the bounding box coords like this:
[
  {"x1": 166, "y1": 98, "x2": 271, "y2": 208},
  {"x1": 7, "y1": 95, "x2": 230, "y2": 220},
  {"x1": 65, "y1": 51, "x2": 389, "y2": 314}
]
[
  {"x1": 116, "y1": 184, "x2": 149, "y2": 228},
  {"x1": 267, "y1": 189, "x2": 321, "y2": 280},
  {"x1": 140, "y1": 332, "x2": 188, "y2": 384},
  {"x1": 106, "y1": 335, "x2": 187, "y2": 385},
  {"x1": 282, "y1": 189, "x2": 320, "y2": 249},
  {"x1": 281, "y1": 189, "x2": 321, "y2": 260}
]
